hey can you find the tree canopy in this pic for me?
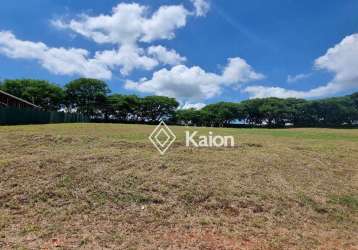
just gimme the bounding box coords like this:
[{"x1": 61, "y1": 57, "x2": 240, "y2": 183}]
[
  {"x1": 64, "y1": 78, "x2": 110, "y2": 117},
  {"x1": 0, "y1": 79, "x2": 64, "y2": 111},
  {"x1": 1, "y1": 78, "x2": 358, "y2": 127},
  {"x1": 139, "y1": 96, "x2": 179, "y2": 122}
]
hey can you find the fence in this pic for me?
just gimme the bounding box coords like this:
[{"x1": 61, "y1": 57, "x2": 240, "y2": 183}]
[{"x1": 0, "y1": 107, "x2": 89, "y2": 125}]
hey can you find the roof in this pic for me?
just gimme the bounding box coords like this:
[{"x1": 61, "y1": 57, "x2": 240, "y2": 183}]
[{"x1": 0, "y1": 90, "x2": 41, "y2": 109}]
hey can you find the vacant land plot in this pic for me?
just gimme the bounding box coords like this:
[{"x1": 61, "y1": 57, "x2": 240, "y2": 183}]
[{"x1": 0, "y1": 124, "x2": 357, "y2": 249}]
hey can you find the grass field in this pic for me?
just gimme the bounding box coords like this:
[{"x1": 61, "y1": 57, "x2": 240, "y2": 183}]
[{"x1": 0, "y1": 124, "x2": 357, "y2": 249}]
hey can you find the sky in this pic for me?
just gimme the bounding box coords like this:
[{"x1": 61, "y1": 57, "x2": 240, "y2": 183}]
[{"x1": 0, "y1": 0, "x2": 358, "y2": 108}]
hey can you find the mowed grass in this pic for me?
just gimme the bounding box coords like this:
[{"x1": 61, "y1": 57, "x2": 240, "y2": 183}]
[{"x1": 0, "y1": 124, "x2": 357, "y2": 249}]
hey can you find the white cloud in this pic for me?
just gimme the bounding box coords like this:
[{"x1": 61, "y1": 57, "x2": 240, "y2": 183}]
[
  {"x1": 125, "y1": 57, "x2": 263, "y2": 101},
  {"x1": 147, "y1": 45, "x2": 186, "y2": 65},
  {"x1": 53, "y1": 3, "x2": 189, "y2": 46},
  {"x1": 191, "y1": 0, "x2": 210, "y2": 17},
  {"x1": 221, "y1": 57, "x2": 264, "y2": 84},
  {"x1": 244, "y1": 34, "x2": 358, "y2": 99},
  {"x1": 52, "y1": 4, "x2": 144, "y2": 45},
  {"x1": 50, "y1": 2, "x2": 200, "y2": 76},
  {"x1": 141, "y1": 5, "x2": 189, "y2": 42},
  {"x1": 125, "y1": 65, "x2": 221, "y2": 100},
  {"x1": 243, "y1": 84, "x2": 340, "y2": 99},
  {"x1": 0, "y1": 31, "x2": 111, "y2": 79},
  {"x1": 94, "y1": 44, "x2": 158, "y2": 76},
  {"x1": 181, "y1": 102, "x2": 206, "y2": 110},
  {"x1": 0, "y1": 1, "x2": 265, "y2": 96},
  {"x1": 287, "y1": 73, "x2": 311, "y2": 83},
  {"x1": 314, "y1": 34, "x2": 358, "y2": 86}
]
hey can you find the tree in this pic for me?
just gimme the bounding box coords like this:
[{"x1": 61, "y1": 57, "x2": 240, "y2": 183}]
[
  {"x1": 350, "y1": 93, "x2": 358, "y2": 123},
  {"x1": 139, "y1": 96, "x2": 179, "y2": 122},
  {"x1": 350, "y1": 92, "x2": 358, "y2": 110},
  {"x1": 0, "y1": 79, "x2": 64, "y2": 111},
  {"x1": 202, "y1": 102, "x2": 242, "y2": 127},
  {"x1": 257, "y1": 98, "x2": 291, "y2": 127},
  {"x1": 105, "y1": 94, "x2": 140, "y2": 121},
  {"x1": 64, "y1": 78, "x2": 110, "y2": 117},
  {"x1": 240, "y1": 99, "x2": 266, "y2": 125},
  {"x1": 175, "y1": 108, "x2": 205, "y2": 126},
  {"x1": 316, "y1": 97, "x2": 357, "y2": 126},
  {"x1": 283, "y1": 98, "x2": 308, "y2": 126}
]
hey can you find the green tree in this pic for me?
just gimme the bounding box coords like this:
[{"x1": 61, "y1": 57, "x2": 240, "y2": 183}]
[
  {"x1": 350, "y1": 92, "x2": 358, "y2": 110},
  {"x1": 283, "y1": 98, "x2": 308, "y2": 126},
  {"x1": 139, "y1": 96, "x2": 179, "y2": 122},
  {"x1": 317, "y1": 97, "x2": 357, "y2": 126},
  {"x1": 202, "y1": 102, "x2": 242, "y2": 127},
  {"x1": 258, "y1": 98, "x2": 291, "y2": 127},
  {"x1": 64, "y1": 78, "x2": 110, "y2": 117},
  {"x1": 105, "y1": 94, "x2": 140, "y2": 121},
  {"x1": 240, "y1": 99, "x2": 266, "y2": 125},
  {"x1": 0, "y1": 79, "x2": 64, "y2": 111},
  {"x1": 350, "y1": 93, "x2": 358, "y2": 123},
  {"x1": 175, "y1": 108, "x2": 205, "y2": 126}
]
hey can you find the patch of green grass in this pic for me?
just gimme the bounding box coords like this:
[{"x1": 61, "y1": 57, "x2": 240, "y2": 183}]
[
  {"x1": 57, "y1": 175, "x2": 73, "y2": 188},
  {"x1": 329, "y1": 195, "x2": 358, "y2": 211}
]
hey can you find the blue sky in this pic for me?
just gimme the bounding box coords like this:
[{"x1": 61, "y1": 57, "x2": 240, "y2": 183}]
[{"x1": 1, "y1": 0, "x2": 358, "y2": 107}]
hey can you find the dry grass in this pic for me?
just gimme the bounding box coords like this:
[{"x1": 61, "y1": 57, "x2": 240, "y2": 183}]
[{"x1": 0, "y1": 123, "x2": 357, "y2": 249}]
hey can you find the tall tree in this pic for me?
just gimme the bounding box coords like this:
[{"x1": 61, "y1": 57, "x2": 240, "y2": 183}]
[
  {"x1": 175, "y1": 108, "x2": 206, "y2": 126},
  {"x1": 241, "y1": 99, "x2": 266, "y2": 125},
  {"x1": 258, "y1": 98, "x2": 290, "y2": 127},
  {"x1": 315, "y1": 97, "x2": 357, "y2": 126},
  {"x1": 105, "y1": 94, "x2": 140, "y2": 121},
  {"x1": 350, "y1": 92, "x2": 358, "y2": 110},
  {"x1": 139, "y1": 96, "x2": 179, "y2": 122},
  {"x1": 64, "y1": 78, "x2": 110, "y2": 117},
  {"x1": 202, "y1": 102, "x2": 242, "y2": 127}
]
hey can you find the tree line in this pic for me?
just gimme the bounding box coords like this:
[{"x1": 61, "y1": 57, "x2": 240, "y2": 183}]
[{"x1": 1, "y1": 78, "x2": 358, "y2": 127}]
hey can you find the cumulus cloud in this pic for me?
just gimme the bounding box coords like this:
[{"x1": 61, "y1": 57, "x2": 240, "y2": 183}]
[
  {"x1": 94, "y1": 45, "x2": 158, "y2": 76},
  {"x1": 0, "y1": 0, "x2": 262, "y2": 97},
  {"x1": 244, "y1": 34, "x2": 358, "y2": 99},
  {"x1": 191, "y1": 0, "x2": 210, "y2": 17},
  {"x1": 53, "y1": 3, "x2": 189, "y2": 45},
  {"x1": 314, "y1": 34, "x2": 358, "y2": 86},
  {"x1": 0, "y1": 31, "x2": 184, "y2": 78},
  {"x1": 141, "y1": 5, "x2": 189, "y2": 42},
  {"x1": 147, "y1": 45, "x2": 186, "y2": 65},
  {"x1": 221, "y1": 57, "x2": 264, "y2": 84},
  {"x1": 50, "y1": 2, "x2": 200, "y2": 76},
  {"x1": 125, "y1": 57, "x2": 263, "y2": 101},
  {"x1": 0, "y1": 31, "x2": 111, "y2": 79}
]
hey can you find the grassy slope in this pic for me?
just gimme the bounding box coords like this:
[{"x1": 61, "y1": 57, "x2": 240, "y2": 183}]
[{"x1": 0, "y1": 124, "x2": 357, "y2": 249}]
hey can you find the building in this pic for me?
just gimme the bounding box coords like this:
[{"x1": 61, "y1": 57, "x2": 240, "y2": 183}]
[{"x1": 0, "y1": 90, "x2": 40, "y2": 109}]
